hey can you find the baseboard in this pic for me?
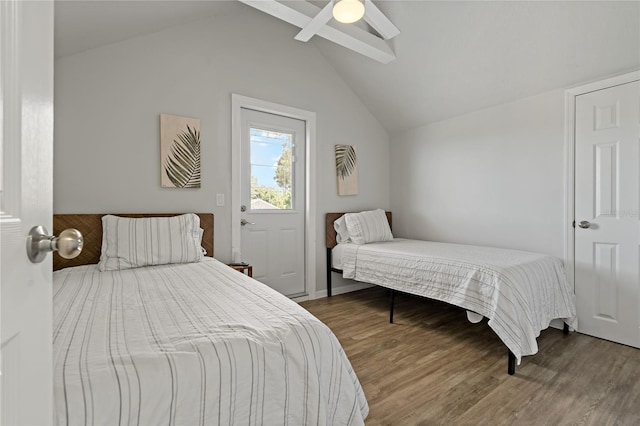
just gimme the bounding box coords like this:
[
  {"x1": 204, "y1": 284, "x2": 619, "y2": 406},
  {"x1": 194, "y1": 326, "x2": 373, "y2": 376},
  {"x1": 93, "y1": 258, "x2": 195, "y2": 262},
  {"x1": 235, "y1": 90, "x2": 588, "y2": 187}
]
[
  {"x1": 549, "y1": 318, "x2": 568, "y2": 331},
  {"x1": 312, "y1": 282, "x2": 375, "y2": 300}
]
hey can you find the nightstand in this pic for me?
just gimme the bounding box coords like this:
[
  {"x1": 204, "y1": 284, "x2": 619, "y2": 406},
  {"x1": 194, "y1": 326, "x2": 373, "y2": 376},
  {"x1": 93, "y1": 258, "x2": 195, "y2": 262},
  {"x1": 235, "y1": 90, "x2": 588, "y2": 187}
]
[{"x1": 228, "y1": 263, "x2": 253, "y2": 277}]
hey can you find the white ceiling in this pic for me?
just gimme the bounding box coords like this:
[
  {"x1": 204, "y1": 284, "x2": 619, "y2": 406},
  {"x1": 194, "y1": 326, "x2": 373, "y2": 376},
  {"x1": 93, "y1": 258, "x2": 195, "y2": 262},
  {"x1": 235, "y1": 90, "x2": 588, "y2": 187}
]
[
  {"x1": 55, "y1": 0, "x2": 243, "y2": 58},
  {"x1": 312, "y1": 1, "x2": 640, "y2": 132},
  {"x1": 55, "y1": 0, "x2": 640, "y2": 133}
]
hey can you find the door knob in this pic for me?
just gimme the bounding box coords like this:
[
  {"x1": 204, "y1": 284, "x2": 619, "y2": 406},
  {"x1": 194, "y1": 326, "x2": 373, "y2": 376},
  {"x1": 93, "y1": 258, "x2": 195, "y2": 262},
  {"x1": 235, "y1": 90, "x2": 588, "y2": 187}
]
[
  {"x1": 240, "y1": 219, "x2": 255, "y2": 226},
  {"x1": 578, "y1": 220, "x2": 591, "y2": 229},
  {"x1": 27, "y1": 226, "x2": 83, "y2": 263}
]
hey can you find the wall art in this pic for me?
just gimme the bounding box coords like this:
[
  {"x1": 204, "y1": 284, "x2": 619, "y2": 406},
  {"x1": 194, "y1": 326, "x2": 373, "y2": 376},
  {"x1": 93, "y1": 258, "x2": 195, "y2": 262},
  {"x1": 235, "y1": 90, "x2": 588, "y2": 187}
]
[
  {"x1": 335, "y1": 144, "x2": 358, "y2": 196},
  {"x1": 160, "y1": 113, "x2": 201, "y2": 188}
]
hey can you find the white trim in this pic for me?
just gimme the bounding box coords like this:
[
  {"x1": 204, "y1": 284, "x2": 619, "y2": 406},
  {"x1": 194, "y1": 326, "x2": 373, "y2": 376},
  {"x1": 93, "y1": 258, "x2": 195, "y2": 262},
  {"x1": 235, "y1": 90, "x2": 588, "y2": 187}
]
[
  {"x1": 231, "y1": 94, "x2": 317, "y2": 299},
  {"x1": 549, "y1": 318, "x2": 567, "y2": 332},
  {"x1": 291, "y1": 295, "x2": 310, "y2": 303},
  {"x1": 313, "y1": 282, "x2": 375, "y2": 300},
  {"x1": 563, "y1": 70, "x2": 640, "y2": 292}
]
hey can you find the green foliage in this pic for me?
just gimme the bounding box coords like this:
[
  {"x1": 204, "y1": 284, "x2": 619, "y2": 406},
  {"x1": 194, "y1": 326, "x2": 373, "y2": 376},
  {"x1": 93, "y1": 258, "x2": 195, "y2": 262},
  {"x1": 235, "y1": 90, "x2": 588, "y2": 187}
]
[
  {"x1": 251, "y1": 185, "x2": 291, "y2": 209},
  {"x1": 335, "y1": 144, "x2": 356, "y2": 179},
  {"x1": 164, "y1": 125, "x2": 201, "y2": 188},
  {"x1": 274, "y1": 146, "x2": 292, "y2": 191},
  {"x1": 251, "y1": 144, "x2": 292, "y2": 209}
]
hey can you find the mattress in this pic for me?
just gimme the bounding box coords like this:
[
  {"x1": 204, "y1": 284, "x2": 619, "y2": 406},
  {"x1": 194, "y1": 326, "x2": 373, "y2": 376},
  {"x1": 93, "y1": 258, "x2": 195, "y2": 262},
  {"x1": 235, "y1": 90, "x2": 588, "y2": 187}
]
[
  {"x1": 340, "y1": 239, "x2": 577, "y2": 362},
  {"x1": 53, "y1": 258, "x2": 368, "y2": 425}
]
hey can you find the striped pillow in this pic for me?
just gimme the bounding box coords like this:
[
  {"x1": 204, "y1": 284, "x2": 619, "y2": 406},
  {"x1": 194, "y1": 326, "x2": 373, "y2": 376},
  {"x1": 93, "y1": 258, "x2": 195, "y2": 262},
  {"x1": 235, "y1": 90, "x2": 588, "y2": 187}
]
[
  {"x1": 344, "y1": 209, "x2": 393, "y2": 244},
  {"x1": 98, "y1": 214, "x2": 203, "y2": 271}
]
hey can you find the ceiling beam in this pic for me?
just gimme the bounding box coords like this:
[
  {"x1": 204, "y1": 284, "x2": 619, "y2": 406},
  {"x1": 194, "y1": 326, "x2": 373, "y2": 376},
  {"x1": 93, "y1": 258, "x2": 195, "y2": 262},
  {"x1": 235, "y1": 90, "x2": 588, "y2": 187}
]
[
  {"x1": 294, "y1": 2, "x2": 333, "y2": 43},
  {"x1": 363, "y1": 0, "x2": 400, "y2": 40},
  {"x1": 238, "y1": 0, "x2": 396, "y2": 64}
]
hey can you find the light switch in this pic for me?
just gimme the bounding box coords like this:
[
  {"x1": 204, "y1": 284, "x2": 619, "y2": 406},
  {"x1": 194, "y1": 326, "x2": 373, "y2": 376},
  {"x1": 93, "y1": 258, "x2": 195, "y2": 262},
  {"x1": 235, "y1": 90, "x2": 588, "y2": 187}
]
[{"x1": 216, "y1": 193, "x2": 225, "y2": 206}]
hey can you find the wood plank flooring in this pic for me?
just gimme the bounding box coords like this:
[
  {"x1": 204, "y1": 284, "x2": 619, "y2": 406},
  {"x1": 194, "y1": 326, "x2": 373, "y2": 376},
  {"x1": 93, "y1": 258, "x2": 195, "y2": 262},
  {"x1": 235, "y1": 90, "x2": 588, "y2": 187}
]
[{"x1": 300, "y1": 287, "x2": 640, "y2": 426}]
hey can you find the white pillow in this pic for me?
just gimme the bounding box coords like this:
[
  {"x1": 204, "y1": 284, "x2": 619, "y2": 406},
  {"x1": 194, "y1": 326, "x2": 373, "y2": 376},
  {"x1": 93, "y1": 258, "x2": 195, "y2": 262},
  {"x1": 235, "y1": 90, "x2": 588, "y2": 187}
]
[
  {"x1": 98, "y1": 214, "x2": 203, "y2": 271},
  {"x1": 344, "y1": 209, "x2": 393, "y2": 245},
  {"x1": 333, "y1": 216, "x2": 351, "y2": 244},
  {"x1": 198, "y1": 228, "x2": 207, "y2": 256}
]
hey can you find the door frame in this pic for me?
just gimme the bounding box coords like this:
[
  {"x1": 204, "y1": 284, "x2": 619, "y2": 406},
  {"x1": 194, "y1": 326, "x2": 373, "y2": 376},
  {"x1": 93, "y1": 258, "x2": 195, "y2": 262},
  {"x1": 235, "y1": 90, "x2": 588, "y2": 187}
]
[
  {"x1": 231, "y1": 94, "x2": 317, "y2": 298},
  {"x1": 563, "y1": 70, "x2": 640, "y2": 291}
]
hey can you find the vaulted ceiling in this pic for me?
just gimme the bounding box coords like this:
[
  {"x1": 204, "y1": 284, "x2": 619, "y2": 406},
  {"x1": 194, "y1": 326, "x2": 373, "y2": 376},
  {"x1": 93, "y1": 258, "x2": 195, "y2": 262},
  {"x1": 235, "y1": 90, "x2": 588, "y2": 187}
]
[{"x1": 55, "y1": 0, "x2": 640, "y2": 133}]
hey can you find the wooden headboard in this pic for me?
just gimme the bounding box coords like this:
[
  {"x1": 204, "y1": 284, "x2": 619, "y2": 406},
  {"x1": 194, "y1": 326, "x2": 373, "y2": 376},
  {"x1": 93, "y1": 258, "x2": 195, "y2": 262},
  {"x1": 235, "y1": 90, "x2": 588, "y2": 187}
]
[
  {"x1": 52, "y1": 213, "x2": 214, "y2": 271},
  {"x1": 325, "y1": 211, "x2": 392, "y2": 249}
]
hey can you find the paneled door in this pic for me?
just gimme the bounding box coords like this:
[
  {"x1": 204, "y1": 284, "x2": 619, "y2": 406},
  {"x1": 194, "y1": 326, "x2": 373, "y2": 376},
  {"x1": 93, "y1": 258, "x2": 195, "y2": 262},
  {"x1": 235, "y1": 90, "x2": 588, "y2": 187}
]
[
  {"x1": 1, "y1": 1, "x2": 55, "y2": 424},
  {"x1": 574, "y1": 79, "x2": 640, "y2": 347},
  {"x1": 239, "y1": 108, "x2": 306, "y2": 297}
]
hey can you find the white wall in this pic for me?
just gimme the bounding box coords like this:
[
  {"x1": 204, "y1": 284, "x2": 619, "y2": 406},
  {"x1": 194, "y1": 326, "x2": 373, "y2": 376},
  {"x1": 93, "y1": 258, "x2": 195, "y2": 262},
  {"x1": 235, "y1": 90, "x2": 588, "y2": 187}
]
[
  {"x1": 390, "y1": 89, "x2": 567, "y2": 259},
  {"x1": 54, "y1": 10, "x2": 390, "y2": 295}
]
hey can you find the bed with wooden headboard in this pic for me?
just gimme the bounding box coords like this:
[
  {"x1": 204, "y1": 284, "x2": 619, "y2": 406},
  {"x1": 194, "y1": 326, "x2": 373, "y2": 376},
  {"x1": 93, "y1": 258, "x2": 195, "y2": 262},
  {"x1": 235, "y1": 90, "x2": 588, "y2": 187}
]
[
  {"x1": 325, "y1": 210, "x2": 576, "y2": 375},
  {"x1": 52, "y1": 213, "x2": 214, "y2": 270},
  {"x1": 51, "y1": 212, "x2": 368, "y2": 425},
  {"x1": 325, "y1": 211, "x2": 391, "y2": 297}
]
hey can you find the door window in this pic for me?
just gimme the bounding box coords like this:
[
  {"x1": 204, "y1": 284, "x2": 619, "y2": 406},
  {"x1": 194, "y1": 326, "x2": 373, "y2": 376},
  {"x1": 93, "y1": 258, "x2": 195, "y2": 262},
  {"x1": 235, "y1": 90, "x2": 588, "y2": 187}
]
[{"x1": 249, "y1": 127, "x2": 294, "y2": 210}]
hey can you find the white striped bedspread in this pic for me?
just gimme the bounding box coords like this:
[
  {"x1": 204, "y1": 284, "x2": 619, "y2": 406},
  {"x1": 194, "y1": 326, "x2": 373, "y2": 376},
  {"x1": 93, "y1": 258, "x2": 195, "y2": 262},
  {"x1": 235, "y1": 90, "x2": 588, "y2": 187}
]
[
  {"x1": 341, "y1": 239, "x2": 577, "y2": 363},
  {"x1": 53, "y1": 258, "x2": 368, "y2": 426}
]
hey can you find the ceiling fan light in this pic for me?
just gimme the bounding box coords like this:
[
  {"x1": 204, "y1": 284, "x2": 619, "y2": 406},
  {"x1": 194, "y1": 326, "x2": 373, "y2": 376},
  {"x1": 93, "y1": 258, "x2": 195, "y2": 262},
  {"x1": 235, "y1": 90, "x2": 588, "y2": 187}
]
[{"x1": 332, "y1": 0, "x2": 365, "y2": 24}]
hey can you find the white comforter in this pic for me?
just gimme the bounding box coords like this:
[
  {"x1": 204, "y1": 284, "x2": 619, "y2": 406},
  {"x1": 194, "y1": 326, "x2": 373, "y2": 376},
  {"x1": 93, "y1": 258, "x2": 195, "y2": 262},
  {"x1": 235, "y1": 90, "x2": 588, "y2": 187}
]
[
  {"x1": 341, "y1": 239, "x2": 577, "y2": 362},
  {"x1": 53, "y1": 258, "x2": 368, "y2": 425}
]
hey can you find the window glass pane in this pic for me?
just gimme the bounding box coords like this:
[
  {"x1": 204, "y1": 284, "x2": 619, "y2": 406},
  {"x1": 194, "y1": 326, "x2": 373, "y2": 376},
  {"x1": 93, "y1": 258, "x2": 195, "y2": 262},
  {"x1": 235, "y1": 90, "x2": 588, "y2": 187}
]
[{"x1": 250, "y1": 128, "x2": 293, "y2": 210}]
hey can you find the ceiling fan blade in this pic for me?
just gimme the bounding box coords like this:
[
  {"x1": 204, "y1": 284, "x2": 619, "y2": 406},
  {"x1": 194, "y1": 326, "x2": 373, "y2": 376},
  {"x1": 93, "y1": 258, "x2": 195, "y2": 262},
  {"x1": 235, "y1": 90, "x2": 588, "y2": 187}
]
[
  {"x1": 294, "y1": 1, "x2": 334, "y2": 42},
  {"x1": 363, "y1": 0, "x2": 400, "y2": 40}
]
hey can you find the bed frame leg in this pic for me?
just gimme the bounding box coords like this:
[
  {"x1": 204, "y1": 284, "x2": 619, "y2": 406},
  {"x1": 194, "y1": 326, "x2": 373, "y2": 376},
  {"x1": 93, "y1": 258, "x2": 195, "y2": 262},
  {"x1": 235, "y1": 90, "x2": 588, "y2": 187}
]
[
  {"x1": 508, "y1": 350, "x2": 516, "y2": 375},
  {"x1": 326, "y1": 248, "x2": 332, "y2": 298},
  {"x1": 389, "y1": 289, "x2": 395, "y2": 324},
  {"x1": 563, "y1": 322, "x2": 569, "y2": 335}
]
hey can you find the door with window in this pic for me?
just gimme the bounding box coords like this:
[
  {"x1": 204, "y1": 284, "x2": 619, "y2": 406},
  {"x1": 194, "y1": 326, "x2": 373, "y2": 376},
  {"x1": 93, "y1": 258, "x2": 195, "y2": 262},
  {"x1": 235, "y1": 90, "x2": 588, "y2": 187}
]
[
  {"x1": 240, "y1": 108, "x2": 306, "y2": 297},
  {"x1": 574, "y1": 78, "x2": 640, "y2": 348}
]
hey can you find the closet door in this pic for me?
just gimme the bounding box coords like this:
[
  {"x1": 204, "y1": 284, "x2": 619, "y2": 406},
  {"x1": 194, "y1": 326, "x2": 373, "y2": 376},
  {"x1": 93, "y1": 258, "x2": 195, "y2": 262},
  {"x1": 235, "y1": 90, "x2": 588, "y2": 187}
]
[{"x1": 574, "y1": 79, "x2": 640, "y2": 347}]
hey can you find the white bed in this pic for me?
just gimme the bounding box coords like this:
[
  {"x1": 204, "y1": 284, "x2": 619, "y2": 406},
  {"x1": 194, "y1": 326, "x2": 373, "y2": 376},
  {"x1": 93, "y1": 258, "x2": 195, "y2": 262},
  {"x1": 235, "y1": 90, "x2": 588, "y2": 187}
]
[
  {"x1": 331, "y1": 241, "x2": 349, "y2": 270},
  {"x1": 326, "y1": 210, "x2": 577, "y2": 374},
  {"x1": 337, "y1": 239, "x2": 577, "y2": 363},
  {"x1": 53, "y1": 213, "x2": 368, "y2": 425}
]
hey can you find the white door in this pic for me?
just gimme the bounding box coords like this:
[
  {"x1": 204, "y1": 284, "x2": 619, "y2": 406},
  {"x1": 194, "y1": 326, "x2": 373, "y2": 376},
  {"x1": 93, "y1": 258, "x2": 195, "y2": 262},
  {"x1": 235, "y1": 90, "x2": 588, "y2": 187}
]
[
  {"x1": 239, "y1": 108, "x2": 306, "y2": 297},
  {"x1": 574, "y1": 79, "x2": 640, "y2": 347},
  {"x1": 1, "y1": 1, "x2": 55, "y2": 424}
]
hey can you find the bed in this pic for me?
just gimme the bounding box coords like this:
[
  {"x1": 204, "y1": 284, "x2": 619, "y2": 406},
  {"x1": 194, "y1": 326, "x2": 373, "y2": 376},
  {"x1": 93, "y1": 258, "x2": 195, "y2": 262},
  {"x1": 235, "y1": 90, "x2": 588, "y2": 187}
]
[
  {"x1": 53, "y1": 213, "x2": 368, "y2": 425},
  {"x1": 326, "y1": 210, "x2": 577, "y2": 375}
]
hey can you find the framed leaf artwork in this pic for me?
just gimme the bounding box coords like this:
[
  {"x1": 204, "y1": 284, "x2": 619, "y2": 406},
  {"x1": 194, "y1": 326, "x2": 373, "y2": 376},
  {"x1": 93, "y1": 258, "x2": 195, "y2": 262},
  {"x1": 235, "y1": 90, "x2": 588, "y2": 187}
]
[
  {"x1": 335, "y1": 144, "x2": 358, "y2": 196},
  {"x1": 160, "y1": 113, "x2": 201, "y2": 188}
]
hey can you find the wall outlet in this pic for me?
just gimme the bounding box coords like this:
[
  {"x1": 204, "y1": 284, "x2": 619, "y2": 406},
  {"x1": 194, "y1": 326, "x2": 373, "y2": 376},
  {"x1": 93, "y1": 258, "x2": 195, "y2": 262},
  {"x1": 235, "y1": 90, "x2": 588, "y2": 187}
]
[{"x1": 216, "y1": 193, "x2": 225, "y2": 206}]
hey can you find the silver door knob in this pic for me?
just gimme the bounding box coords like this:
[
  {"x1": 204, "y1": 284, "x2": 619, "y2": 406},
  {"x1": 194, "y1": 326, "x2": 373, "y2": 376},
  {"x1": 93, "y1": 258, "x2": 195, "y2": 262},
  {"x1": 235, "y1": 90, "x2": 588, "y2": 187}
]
[
  {"x1": 27, "y1": 226, "x2": 83, "y2": 263},
  {"x1": 578, "y1": 220, "x2": 591, "y2": 229},
  {"x1": 240, "y1": 219, "x2": 255, "y2": 226}
]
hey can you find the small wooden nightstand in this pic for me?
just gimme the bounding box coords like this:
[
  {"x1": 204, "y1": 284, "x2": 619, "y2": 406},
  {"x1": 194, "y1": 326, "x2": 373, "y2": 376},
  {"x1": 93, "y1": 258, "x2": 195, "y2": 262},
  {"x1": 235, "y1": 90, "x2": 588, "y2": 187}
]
[{"x1": 228, "y1": 264, "x2": 253, "y2": 277}]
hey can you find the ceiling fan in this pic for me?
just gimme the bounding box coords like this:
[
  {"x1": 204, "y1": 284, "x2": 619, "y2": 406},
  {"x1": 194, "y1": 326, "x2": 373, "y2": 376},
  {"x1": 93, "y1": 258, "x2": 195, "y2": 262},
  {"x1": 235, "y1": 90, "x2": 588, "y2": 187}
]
[{"x1": 294, "y1": 0, "x2": 400, "y2": 43}]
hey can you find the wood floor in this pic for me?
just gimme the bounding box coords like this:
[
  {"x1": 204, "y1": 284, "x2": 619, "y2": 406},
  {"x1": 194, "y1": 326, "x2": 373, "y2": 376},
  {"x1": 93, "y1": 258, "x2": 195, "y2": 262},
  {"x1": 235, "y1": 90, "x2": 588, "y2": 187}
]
[{"x1": 300, "y1": 287, "x2": 640, "y2": 426}]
